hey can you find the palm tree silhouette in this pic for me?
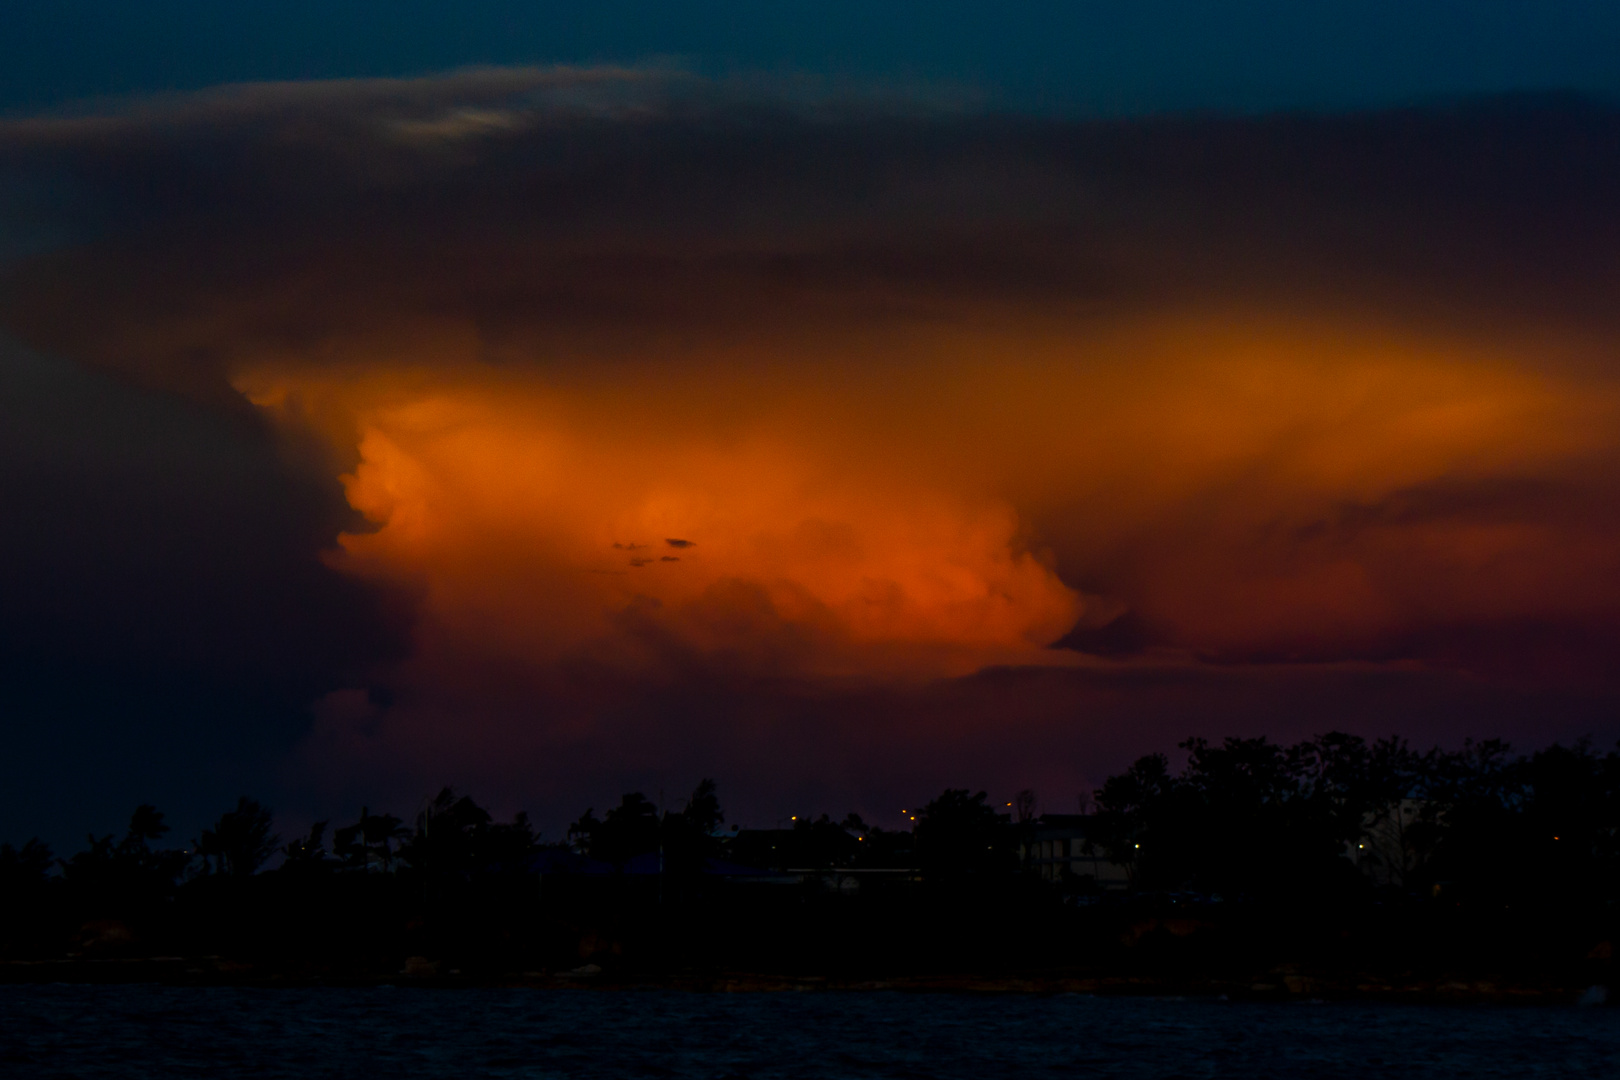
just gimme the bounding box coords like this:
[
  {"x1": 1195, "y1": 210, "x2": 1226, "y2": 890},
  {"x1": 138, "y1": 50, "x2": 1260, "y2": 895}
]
[{"x1": 195, "y1": 798, "x2": 279, "y2": 877}]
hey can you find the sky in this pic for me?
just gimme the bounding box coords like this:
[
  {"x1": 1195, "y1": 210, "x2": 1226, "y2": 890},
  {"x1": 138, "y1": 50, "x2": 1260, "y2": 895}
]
[
  {"x1": 2, "y1": 7, "x2": 1619, "y2": 849},
  {"x1": 4, "y1": 2, "x2": 1620, "y2": 116}
]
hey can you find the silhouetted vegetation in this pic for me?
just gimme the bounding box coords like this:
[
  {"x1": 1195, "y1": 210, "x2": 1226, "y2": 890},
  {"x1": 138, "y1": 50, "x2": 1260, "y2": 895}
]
[
  {"x1": 1092, "y1": 735, "x2": 1620, "y2": 908},
  {"x1": 915, "y1": 789, "x2": 1021, "y2": 880},
  {"x1": 0, "y1": 735, "x2": 1616, "y2": 998},
  {"x1": 195, "y1": 798, "x2": 279, "y2": 878}
]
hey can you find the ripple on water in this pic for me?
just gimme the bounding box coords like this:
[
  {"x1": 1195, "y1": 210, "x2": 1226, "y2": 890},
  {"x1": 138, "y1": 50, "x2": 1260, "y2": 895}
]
[{"x1": 1, "y1": 985, "x2": 1617, "y2": 1079}]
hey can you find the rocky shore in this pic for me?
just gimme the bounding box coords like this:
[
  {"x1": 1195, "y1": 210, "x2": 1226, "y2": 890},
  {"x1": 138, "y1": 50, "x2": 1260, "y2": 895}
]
[{"x1": 2, "y1": 956, "x2": 1610, "y2": 1007}]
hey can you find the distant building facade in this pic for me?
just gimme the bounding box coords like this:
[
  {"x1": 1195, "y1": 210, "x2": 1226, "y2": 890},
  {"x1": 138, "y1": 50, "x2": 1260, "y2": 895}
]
[{"x1": 1021, "y1": 814, "x2": 1130, "y2": 888}]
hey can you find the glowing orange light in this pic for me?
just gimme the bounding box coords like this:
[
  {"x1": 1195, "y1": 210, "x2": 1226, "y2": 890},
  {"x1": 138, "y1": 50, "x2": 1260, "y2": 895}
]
[{"x1": 236, "y1": 309, "x2": 1620, "y2": 727}]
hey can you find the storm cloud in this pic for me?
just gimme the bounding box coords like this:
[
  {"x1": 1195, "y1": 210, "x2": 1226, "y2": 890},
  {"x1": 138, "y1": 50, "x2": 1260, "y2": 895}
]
[{"x1": 3, "y1": 69, "x2": 1618, "y2": 833}]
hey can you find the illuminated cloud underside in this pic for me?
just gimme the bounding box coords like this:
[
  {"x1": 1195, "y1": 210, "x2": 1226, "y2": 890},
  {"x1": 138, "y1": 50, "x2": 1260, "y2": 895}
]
[
  {"x1": 4, "y1": 69, "x2": 1619, "y2": 808},
  {"x1": 234, "y1": 313, "x2": 1620, "y2": 686}
]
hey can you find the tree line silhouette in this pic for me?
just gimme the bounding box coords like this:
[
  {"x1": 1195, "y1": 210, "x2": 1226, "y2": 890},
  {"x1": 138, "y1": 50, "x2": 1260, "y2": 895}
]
[
  {"x1": 1091, "y1": 734, "x2": 1620, "y2": 907},
  {"x1": 0, "y1": 733, "x2": 1615, "y2": 990}
]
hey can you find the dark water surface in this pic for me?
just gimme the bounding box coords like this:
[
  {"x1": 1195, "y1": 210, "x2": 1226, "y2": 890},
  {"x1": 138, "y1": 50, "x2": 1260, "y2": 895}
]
[{"x1": 2, "y1": 984, "x2": 1617, "y2": 1078}]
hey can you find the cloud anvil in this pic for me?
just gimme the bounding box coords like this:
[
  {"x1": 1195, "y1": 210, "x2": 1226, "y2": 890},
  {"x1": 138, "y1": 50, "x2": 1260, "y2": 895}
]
[{"x1": 3, "y1": 70, "x2": 1618, "y2": 826}]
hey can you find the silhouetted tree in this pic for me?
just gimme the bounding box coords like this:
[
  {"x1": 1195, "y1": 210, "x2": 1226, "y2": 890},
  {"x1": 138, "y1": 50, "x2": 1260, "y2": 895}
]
[
  {"x1": 332, "y1": 818, "x2": 365, "y2": 870},
  {"x1": 401, "y1": 788, "x2": 493, "y2": 878},
  {"x1": 684, "y1": 779, "x2": 723, "y2": 835},
  {"x1": 792, "y1": 814, "x2": 860, "y2": 867},
  {"x1": 126, "y1": 805, "x2": 168, "y2": 848},
  {"x1": 915, "y1": 789, "x2": 1016, "y2": 879},
  {"x1": 836, "y1": 814, "x2": 912, "y2": 865},
  {"x1": 62, "y1": 804, "x2": 189, "y2": 897},
  {"x1": 1092, "y1": 752, "x2": 1182, "y2": 883},
  {"x1": 1183, "y1": 735, "x2": 1360, "y2": 894},
  {"x1": 0, "y1": 839, "x2": 56, "y2": 958},
  {"x1": 481, "y1": 811, "x2": 541, "y2": 876},
  {"x1": 1090, "y1": 732, "x2": 1620, "y2": 904},
  {"x1": 196, "y1": 798, "x2": 279, "y2": 877},
  {"x1": 1348, "y1": 736, "x2": 1433, "y2": 888},
  {"x1": 661, "y1": 779, "x2": 725, "y2": 874},
  {"x1": 1, "y1": 742, "x2": 1609, "y2": 978},
  {"x1": 1512, "y1": 742, "x2": 1612, "y2": 905},
  {"x1": 362, "y1": 810, "x2": 410, "y2": 872},
  {"x1": 587, "y1": 793, "x2": 660, "y2": 866},
  {"x1": 567, "y1": 808, "x2": 601, "y2": 855},
  {"x1": 279, "y1": 822, "x2": 332, "y2": 873},
  {"x1": 1094, "y1": 734, "x2": 1389, "y2": 895},
  {"x1": 334, "y1": 807, "x2": 409, "y2": 873},
  {"x1": 0, "y1": 839, "x2": 52, "y2": 889}
]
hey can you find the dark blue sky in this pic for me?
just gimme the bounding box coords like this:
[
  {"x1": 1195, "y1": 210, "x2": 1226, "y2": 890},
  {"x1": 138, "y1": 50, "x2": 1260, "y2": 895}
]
[{"x1": 3, "y1": 1, "x2": 1617, "y2": 115}]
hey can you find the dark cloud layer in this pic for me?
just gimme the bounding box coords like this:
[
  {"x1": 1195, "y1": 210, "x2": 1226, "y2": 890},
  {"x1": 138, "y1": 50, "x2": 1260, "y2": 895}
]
[
  {"x1": 0, "y1": 336, "x2": 412, "y2": 845},
  {"x1": 7, "y1": 76, "x2": 1620, "y2": 376},
  {"x1": 2, "y1": 71, "x2": 1618, "y2": 843}
]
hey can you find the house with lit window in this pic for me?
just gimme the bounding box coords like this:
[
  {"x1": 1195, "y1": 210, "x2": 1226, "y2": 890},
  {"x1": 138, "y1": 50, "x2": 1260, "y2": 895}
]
[{"x1": 1021, "y1": 814, "x2": 1130, "y2": 888}]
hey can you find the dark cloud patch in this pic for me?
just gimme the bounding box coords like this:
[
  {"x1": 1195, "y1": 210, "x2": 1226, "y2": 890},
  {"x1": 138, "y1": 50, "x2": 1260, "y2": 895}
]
[
  {"x1": 1303, "y1": 473, "x2": 1620, "y2": 537},
  {"x1": 1054, "y1": 610, "x2": 1160, "y2": 659},
  {"x1": 0, "y1": 338, "x2": 410, "y2": 686},
  {"x1": 0, "y1": 336, "x2": 413, "y2": 848},
  {"x1": 2, "y1": 78, "x2": 1617, "y2": 399}
]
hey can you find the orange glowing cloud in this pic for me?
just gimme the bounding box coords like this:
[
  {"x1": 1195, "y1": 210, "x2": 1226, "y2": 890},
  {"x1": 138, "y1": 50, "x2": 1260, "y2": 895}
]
[
  {"x1": 6, "y1": 71, "x2": 1620, "y2": 812},
  {"x1": 229, "y1": 307, "x2": 1620, "y2": 691},
  {"x1": 239, "y1": 361, "x2": 1083, "y2": 680}
]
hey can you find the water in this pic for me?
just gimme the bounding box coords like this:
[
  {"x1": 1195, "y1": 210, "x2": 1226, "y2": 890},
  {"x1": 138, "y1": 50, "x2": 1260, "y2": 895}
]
[{"x1": 2, "y1": 985, "x2": 1616, "y2": 1078}]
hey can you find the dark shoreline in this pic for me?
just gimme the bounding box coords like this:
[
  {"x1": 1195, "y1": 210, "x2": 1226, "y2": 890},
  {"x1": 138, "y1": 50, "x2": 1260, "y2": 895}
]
[{"x1": 2, "y1": 958, "x2": 1609, "y2": 1007}]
